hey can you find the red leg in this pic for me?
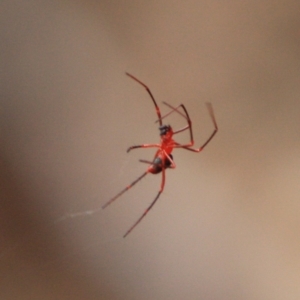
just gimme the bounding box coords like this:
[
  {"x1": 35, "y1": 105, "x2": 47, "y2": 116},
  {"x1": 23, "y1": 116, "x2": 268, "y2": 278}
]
[
  {"x1": 163, "y1": 150, "x2": 176, "y2": 169},
  {"x1": 156, "y1": 102, "x2": 190, "y2": 123},
  {"x1": 102, "y1": 172, "x2": 148, "y2": 209},
  {"x1": 123, "y1": 160, "x2": 166, "y2": 238},
  {"x1": 164, "y1": 102, "x2": 217, "y2": 152},
  {"x1": 155, "y1": 102, "x2": 192, "y2": 138},
  {"x1": 127, "y1": 143, "x2": 160, "y2": 153},
  {"x1": 161, "y1": 102, "x2": 194, "y2": 145},
  {"x1": 177, "y1": 102, "x2": 218, "y2": 152},
  {"x1": 126, "y1": 73, "x2": 163, "y2": 126}
]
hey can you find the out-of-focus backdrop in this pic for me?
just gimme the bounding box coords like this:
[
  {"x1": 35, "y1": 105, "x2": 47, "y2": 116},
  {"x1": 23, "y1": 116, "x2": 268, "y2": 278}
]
[{"x1": 1, "y1": 1, "x2": 300, "y2": 299}]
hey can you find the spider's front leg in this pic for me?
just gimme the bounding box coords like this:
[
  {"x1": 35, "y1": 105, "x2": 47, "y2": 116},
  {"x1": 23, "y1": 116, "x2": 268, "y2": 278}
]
[
  {"x1": 179, "y1": 103, "x2": 218, "y2": 152},
  {"x1": 127, "y1": 144, "x2": 160, "y2": 153}
]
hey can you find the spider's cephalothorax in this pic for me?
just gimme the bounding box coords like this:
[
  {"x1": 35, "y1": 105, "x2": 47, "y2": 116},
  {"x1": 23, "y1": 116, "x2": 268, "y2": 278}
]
[
  {"x1": 159, "y1": 124, "x2": 172, "y2": 136},
  {"x1": 103, "y1": 72, "x2": 218, "y2": 238},
  {"x1": 159, "y1": 125, "x2": 174, "y2": 144}
]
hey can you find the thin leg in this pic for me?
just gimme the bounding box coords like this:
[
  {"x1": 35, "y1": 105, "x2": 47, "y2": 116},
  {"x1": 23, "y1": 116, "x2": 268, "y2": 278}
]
[
  {"x1": 163, "y1": 150, "x2": 176, "y2": 169},
  {"x1": 127, "y1": 143, "x2": 160, "y2": 153},
  {"x1": 102, "y1": 172, "x2": 148, "y2": 209},
  {"x1": 123, "y1": 160, "x2": 166, "y2": 238},
  {"x1": 126, "y1": 73, "x2": 162, "y2": 126},
  {"x1": 139, "y1": 159, "x2": 154, "y2": 165},
  {"x1": 161, "y1": 102, "x2": 194, "y2": 146},
  {"x1": 139, "y1": 149, "x2": 160, "y2": 165},
  {"x1": 155, "y1": 102, "x2": 188, "y2": 123},
  {"x1": 176, "y1": 102, "x2": 218, "y2": 152}
]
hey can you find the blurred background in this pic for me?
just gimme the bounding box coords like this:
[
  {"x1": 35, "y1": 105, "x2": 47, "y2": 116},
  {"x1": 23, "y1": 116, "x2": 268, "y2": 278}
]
[{"x1": 1, "y1": 1, "x2": 300, "y2": 299}]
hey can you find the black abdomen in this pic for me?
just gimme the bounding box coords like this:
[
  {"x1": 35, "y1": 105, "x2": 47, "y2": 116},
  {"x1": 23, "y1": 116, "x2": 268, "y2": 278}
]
[{"x1": 149, "y1": 154, "x2": 174, "y2": 174}]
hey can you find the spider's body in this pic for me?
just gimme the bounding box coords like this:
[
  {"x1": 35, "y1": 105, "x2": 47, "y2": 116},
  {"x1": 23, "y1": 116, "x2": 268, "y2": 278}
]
[
  {"x1": 143, "y1": 124, "x2": 175, "y2": 174},
  {"x1": 159, "y1": 125, "x2": 175, "y2": 152},
  {"x1": 103, "y1": 73, "x2": 218, "y2": 237}
]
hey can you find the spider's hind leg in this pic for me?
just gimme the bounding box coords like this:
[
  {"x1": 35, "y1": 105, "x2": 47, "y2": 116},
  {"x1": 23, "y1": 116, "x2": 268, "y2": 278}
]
[
  {"x1": 102, "y1": 172, "x2": 148, "y2": 209},
  {"x1": 123, "y1": 159, "x2": 166, "y2": 238}
]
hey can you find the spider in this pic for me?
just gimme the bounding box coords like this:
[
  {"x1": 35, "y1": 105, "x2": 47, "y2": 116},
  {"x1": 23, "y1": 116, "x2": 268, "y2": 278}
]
[{"x1": 102, "y1": 73, "x2": 218, "y2": 237}]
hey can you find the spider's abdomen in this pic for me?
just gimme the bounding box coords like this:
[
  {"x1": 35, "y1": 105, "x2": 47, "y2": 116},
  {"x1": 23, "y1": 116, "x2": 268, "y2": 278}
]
[{"x1": 148, "y1": 154, "x2": 174, "y2": 174}]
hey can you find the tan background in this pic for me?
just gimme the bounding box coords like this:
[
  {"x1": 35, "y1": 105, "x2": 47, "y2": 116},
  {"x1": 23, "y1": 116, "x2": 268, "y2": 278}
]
[{"x1": 1, "y1": 1, "x2": 300, "y2": 299}]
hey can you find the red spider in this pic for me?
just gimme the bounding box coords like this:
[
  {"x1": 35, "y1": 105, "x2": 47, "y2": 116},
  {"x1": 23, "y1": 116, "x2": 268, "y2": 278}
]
[{"x1": 102, "y1": 73, "x2": 218, "y2": 237}]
